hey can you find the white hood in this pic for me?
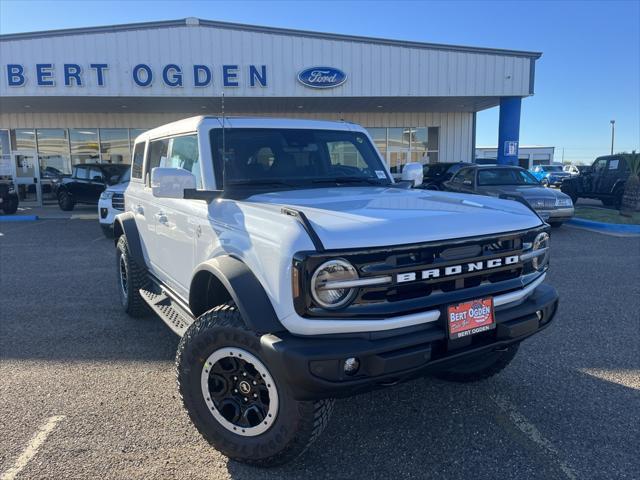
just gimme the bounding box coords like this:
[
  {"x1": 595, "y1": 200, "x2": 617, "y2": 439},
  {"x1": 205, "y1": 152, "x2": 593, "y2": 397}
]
[{"x1": 248, "y1": 187, "x2": 542, "y2": 250}]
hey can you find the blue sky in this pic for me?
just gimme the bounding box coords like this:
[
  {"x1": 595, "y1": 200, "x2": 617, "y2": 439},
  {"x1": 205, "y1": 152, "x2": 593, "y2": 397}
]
[{"x1": 1, "y1": 0, "x2": 638, "y2": 164}]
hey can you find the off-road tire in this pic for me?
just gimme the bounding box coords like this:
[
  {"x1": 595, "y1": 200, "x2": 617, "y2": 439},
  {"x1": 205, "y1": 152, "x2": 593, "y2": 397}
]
[
  {"x1": 1, "y1": 196, "x2": 18, "y2": 214},
  {"x1": 176, "y1": 302, "x2": 334, "y2": 467},
  {"x1": 57, "y1": 190, "x2": 75, "y2": 211},
  {"x1": 116, "y1": 235, "x2": 149, "y2": 317},
  {"x1": 433, "y1": 343, "x2": 520, "y2": 383}
]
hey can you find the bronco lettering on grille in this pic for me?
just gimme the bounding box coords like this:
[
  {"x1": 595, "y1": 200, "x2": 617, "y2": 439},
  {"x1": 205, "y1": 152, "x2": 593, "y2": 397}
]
[{"x1": 396, "y1": 255, "x2": 520, "y2": 283}]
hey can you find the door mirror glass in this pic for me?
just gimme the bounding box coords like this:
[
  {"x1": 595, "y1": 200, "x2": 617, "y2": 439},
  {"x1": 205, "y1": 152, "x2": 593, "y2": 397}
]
[
  {"x1": 401, "y1": 162, "x2": 423, "y2": 187},
  {"x1": 151, "y1": 167, "x2": 196, "y2": 199}
]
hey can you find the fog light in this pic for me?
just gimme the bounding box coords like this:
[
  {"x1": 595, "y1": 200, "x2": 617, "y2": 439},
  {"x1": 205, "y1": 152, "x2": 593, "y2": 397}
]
[{"x1": 343, "y1": 357, "x2": 360, "y2": 375}]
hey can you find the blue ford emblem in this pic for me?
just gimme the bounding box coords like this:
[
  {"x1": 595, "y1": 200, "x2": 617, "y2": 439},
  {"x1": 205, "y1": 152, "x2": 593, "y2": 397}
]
[{"x1": 297, "y1": 67, "x2": 347, "y2": 89}]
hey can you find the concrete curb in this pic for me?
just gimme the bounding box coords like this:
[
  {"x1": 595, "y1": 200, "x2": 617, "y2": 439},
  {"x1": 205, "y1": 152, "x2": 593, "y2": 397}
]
[
  {"x1": 0, "y1": 215, "x2": 39, "y2": 222},
  {"x1": 567, "y1": 217, "x2": 640, "y2": 235}
]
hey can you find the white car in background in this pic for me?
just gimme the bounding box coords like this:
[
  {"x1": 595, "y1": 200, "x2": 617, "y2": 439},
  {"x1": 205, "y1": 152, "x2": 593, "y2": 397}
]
[{"x1": 98, "y1": 168, "x2": 129, "y2": 237}]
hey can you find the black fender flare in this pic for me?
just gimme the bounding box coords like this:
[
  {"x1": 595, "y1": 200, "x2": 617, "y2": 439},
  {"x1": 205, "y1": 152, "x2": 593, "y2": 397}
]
[
  {"x1": 189, "y1": 256, "x2": 284, "y2": 334},
  {"x1": 113, "y1": 212, "x2": 146, "y2": 267}
]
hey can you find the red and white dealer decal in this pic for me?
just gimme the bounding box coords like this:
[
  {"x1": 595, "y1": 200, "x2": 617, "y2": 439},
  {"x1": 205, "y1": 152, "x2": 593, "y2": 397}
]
[{"x1": 447, "y1": 297, "x2": 495, "y2": 339}]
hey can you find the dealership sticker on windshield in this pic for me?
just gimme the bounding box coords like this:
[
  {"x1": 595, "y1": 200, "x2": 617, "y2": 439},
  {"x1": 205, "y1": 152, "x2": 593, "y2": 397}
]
[
  {"x1": 447, "y1": 297, "x2": 495, "y2": 339},
  {"x1": 375, "y1": 170, "x2": 387, "y2": 179}
]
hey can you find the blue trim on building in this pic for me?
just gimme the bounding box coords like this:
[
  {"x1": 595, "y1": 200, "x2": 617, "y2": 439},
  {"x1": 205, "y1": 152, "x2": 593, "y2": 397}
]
[{"x1": 497, "y1": 97, "x2": 522, "y2": 165}]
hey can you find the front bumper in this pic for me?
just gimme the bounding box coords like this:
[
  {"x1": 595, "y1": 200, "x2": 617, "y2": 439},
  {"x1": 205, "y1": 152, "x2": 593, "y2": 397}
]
[
  {"x1": 98, "y1": 198, "x2": 117, "y2": 226},
  {"x1": 537, "y1": 207, "x2": 574, "y2": 222},
  {"x1": 261, "y1": 283, "x2": 558, "y2": 400}
]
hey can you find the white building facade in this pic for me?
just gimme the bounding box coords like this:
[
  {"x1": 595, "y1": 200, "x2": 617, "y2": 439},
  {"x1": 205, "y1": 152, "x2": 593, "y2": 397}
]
[
  {"x1": 475, "y1": 146, "x2": 555, "y2": 169},
  {"x1": 0, "y1": 18, "x2": 541, "y2": 205}
]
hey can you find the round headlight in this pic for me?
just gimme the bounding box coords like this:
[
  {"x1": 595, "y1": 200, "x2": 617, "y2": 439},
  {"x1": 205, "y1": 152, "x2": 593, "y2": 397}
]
[
  {"x1": 532, "y1": 232, "x2": 550, "y2": 271},
  {"x1": 311, "y1": 259, "x2": 358, "y2": 309}
]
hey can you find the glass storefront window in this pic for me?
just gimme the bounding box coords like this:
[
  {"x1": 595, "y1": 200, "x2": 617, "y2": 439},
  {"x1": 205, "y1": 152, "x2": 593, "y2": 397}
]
[
  {"x1": 70, "y1": 128, "x2": 99, "y2": 165},
  {"x1": 366, "y1": 128, "x2": 387, "y2": 163},
  {"x1": 410, "y1": 127, "x2": 439, "y2": 164},
  {"x1": 37, "y1": 129, "x2": 71, "y2": 175},
  {"x1": 129, "y1": 129, "x2": 147, "y2": 147},
  {"x1": 387, "y1": 128, "x2": 411, "y2": 173},
  {"x1": 100, "y1": 128, "x2": 130, "y2": 164},
  {"x1": 10, "y1": 129, "x2": 37, "y2": 151}
]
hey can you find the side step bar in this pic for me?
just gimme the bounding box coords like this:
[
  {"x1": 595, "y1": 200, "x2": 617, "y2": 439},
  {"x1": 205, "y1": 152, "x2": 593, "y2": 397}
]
[{"x1": 139, "y1": 285, "x2": 195, "y2": 337}]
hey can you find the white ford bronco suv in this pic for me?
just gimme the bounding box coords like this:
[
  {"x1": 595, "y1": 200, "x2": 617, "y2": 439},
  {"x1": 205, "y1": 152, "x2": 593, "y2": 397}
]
[{"x1": 113, "y1": 116, "x2": 558, "y2": 466}]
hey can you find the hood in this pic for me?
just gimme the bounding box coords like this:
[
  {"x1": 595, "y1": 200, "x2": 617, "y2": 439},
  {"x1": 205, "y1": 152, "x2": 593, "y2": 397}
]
[
  {"x1": 247, "y1": 187, "x2": 543, "y2": 250},
  {"x1": 546, "y1": 171, "x2": 571, "y2": 178},
  {"x1": 481, "y1": 185, "x2": 566, "y2": 199},
  {"x1": 106, "y1": 181, "x2": 129, "y2": 193}
]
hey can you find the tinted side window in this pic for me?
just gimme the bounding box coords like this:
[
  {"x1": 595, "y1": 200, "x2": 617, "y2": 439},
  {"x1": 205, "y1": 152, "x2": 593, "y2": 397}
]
[
  {"x1": 169, "y1": 135, "x2": 201, "y2": 188},
  {"x1": 89, "y1": 167, "x2": 103, "y2": 181},
  {"x1": 74, "y1": 166, "x2": 88, "y2": 180},
  {"x1": 593, "y1": 158, "x2": 607, "y2": 173},
  {"x1": 131, "y1": 142, "x2": 145, "y2": 179},
  {"x1": 146, "y1": 138, "x2": 171, "y2": 184},
  {"x1": 455, "y1": 168, "x2": 475, "y2": 185}
]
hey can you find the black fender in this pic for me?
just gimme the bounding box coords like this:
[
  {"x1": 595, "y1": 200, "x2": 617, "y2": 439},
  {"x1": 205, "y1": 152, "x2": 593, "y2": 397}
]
[
  {"x1": 113, "y1": 212, "x2": 146, "y2": 268},
  {"x1": 189, "y1": 256, "x2": 285, "y2": 334}
]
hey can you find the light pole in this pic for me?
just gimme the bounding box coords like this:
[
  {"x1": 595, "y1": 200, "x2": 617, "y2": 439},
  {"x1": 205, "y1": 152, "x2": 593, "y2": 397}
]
[{"x1": 610, "y1": 120, "x2": 615, "y2": 155}]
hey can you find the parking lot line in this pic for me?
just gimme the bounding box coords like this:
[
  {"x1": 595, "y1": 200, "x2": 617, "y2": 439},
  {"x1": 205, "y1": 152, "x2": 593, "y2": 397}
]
[
  {"x1": 1, "y1": 415, "x2": 65, "y2": 480},
  {"x1": 491, "y1": 395, "x2": 578, "y2": 480}
]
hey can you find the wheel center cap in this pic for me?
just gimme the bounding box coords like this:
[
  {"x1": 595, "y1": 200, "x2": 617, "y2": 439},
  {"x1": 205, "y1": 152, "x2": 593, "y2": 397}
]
[{"x1": 238, "y1": 380, "x2": 251, "y2": 394}]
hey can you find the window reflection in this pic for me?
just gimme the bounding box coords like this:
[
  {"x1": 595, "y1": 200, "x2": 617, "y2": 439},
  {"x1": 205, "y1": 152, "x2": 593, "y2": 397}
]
[
  {"x1": 366, "y1": 127, "x2": 440, "y2": 172},
  {"x1": 37, "y1": 129, "x2": 71, "y2": 175},
  {"x1": 100, "y1": 128, "x2": 130, "y2": 163},
  {"x1": 70, "y1": 129, "x2": 99, "y2": 165},
  {"x1": 10, "y1": 129, "x2": 36, "y2": 151}
]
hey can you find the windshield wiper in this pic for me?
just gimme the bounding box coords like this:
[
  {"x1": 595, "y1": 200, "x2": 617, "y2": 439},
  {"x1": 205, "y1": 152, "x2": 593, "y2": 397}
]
[{"x1": 312, "y1": 177, "x2": 387, "y2": 186}]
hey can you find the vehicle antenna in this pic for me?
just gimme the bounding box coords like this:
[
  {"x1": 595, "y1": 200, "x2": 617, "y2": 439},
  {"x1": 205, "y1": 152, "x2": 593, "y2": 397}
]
[{"x1": 221, "y1": 92, "x2": 226, "y2": 189}]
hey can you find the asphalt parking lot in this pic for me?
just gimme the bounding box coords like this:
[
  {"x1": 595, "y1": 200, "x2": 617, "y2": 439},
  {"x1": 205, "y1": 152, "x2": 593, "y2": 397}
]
[{"x1": 1, "y1": 218, "x2": 638, "y2": 480}]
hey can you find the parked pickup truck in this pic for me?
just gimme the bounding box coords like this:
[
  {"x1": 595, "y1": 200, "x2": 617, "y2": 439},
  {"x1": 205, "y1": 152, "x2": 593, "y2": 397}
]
[{"x1": 112, "y1": 116, "x2": 558, "y2": 466}]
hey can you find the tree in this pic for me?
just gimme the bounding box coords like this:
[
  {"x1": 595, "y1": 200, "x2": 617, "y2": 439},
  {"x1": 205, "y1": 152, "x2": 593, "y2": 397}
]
[{"x1": 620, "y1": 151, "x2": 640, "y2": 216}]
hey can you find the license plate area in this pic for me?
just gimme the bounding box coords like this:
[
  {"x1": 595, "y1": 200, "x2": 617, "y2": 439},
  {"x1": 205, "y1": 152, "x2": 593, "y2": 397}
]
[{"x1": 447, "y1": 297, "x2": 495, "y2": 340}]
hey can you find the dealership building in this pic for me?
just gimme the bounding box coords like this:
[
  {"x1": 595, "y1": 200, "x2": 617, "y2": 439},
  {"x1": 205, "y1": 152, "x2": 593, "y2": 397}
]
[{"x1": 0, "y1": 18, "x2": 541, "y2": 205}]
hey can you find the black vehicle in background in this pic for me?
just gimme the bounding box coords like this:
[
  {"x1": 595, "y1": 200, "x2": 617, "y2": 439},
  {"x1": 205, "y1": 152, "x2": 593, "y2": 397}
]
[
  {"x1": 418, "y1": 162, "x2": 466, "y2": 190},
  {"x1": 561, "y1": 155, "x2": 630, "y2": 207},
  {"x1": 55, "y1": 163, "x2": 129, "y2": 211},
  {"x1": 0, "y1": 180, "x2": 19, "y2": 214}
]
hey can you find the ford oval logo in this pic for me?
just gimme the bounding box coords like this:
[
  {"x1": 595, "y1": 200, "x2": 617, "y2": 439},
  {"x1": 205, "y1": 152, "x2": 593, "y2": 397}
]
[{"x1": 297, "y1": 67, "x2": 347, "y2": 89}]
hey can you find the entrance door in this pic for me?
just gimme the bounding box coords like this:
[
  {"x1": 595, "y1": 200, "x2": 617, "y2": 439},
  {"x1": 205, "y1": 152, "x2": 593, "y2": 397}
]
[{"x1": 12, "y1": 151, "x2": 41, "y2": 206}]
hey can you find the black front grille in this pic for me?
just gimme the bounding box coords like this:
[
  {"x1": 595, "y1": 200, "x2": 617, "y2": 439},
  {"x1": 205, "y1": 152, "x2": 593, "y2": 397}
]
[
  {"x1": 111, "y1": 193, "x2": 125, "y2": 211},
  {"x1": 293, "y1": 227, "x2": 547, "y2": 319}
]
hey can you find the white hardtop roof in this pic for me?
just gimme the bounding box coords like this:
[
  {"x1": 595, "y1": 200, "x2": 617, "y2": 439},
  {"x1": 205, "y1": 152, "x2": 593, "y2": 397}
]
[{"x1": 135, "y1": 116, "x2": 362, "y2": 142}]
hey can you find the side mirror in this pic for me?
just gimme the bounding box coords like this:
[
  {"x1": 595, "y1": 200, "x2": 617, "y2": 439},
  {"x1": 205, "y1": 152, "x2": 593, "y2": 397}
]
[
  {"x1": 92, "y1": 175, "x2": 104, "y2": 182},
  {"x1": 401, "y1": 162, "x2": 424, "y2": 187},
  {"x1": 463, "y1": 179, "x2": 473, "y2": 186},
  {"x1": 151, "y1": 167, "x2": 196, "y2": 199}
]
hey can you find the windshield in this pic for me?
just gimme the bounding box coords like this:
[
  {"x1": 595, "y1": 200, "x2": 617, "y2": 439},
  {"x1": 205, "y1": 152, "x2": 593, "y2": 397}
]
[
  {"x1": 478, "y1": 168, "x2": 540, "y2": 186},
  {"x1": 210, "y1": 128, "x2": 391, "y2": 189},
  {"x1": 103, "y1": 165, "x2": 130, "y2": 185}
]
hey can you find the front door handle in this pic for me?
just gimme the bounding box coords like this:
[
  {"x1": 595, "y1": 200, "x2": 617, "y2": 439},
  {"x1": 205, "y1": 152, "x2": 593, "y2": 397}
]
[
  {"x1": 136, "y1": 204, "x2": 144, "y2": 215},
  {"x1": 155, "y1": 212, "x2": 168, "y2": 224}
]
